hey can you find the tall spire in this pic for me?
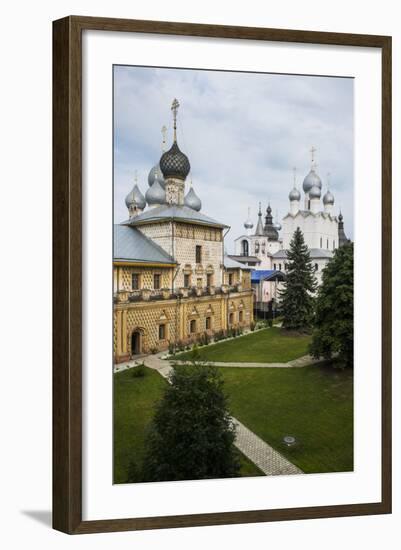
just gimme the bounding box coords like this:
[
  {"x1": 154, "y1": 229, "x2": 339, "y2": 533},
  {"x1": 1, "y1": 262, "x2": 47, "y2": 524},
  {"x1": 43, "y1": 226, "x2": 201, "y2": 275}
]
[
  {"x1": 264, "y1": 203, "x2": 279, "y2": 241},
  {"x1": 171, "y1": 98, "x2": 180, "y2": 142},
  {"x1": 255, "y1": 202, "x2": 264, "y2": 236},
  {"x1": 338, "y1": 209, "x2": 348, "y2": 246}
]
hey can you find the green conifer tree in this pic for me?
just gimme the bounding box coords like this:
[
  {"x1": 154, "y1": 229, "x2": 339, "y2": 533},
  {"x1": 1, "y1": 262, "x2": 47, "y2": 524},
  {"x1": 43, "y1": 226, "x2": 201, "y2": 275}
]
[
  {"x1": 310, "y1": 242, "x2": 353, "y2": 367},
  {"x1": 140, "y1": 364, "x2": 240, "y2": 482},
  {"x1": 279, "y1": 227, "x2": 317, "y2": 330}
]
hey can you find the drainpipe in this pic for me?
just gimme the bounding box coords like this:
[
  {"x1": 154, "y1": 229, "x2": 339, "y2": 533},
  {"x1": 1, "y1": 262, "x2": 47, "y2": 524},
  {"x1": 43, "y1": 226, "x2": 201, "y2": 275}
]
[{"x1": 222, "y1": 226, "x2": 231, "y2": 287}]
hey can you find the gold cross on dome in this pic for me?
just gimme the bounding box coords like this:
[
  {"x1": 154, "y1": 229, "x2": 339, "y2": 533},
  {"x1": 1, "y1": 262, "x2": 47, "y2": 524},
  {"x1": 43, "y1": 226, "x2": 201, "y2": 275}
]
[
  {"x1": 310, "y1": 146, "x2": 316, "y2": 163},
  {"x1": 134, "y1": 169, "x2": 138, "y2": 183},
  {"x1": 293, "y1": 166, "x2": 297, "y2": 186}
]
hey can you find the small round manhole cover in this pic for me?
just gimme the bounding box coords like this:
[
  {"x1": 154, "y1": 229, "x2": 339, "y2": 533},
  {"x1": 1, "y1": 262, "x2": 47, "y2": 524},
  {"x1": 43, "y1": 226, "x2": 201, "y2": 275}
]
[{"x1": 283, "y1": 436, "x2": 296, "y2": 446}]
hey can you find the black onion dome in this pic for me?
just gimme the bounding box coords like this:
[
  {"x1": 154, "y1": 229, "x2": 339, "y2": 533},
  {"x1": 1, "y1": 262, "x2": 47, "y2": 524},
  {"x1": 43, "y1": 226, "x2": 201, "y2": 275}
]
[{"x1": 159, "y1": 141, "x2": 190, "y2": 180}]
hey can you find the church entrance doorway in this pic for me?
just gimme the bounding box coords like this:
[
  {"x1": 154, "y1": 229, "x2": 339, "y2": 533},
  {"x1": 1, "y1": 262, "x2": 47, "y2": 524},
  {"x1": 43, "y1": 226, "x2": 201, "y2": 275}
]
[{"x1": 131, "y1": 331, "x2": 141, "y2": 355}]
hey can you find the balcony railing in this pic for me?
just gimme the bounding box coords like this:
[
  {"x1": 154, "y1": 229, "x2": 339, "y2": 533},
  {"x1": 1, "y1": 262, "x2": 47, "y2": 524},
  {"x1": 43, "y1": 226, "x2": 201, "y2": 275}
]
[{"x1": 113, "y1": 283, "x2": 249, "y2": 304}]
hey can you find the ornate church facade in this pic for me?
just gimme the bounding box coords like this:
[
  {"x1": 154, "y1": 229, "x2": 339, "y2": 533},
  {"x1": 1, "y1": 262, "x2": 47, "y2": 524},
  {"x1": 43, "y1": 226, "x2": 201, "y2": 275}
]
[
  {"x1": 231, "y1": 152, "x2": 349, "y2": 306},
  {"x1": 113, "y1": 100, "x2": 253, "y2": 363}
]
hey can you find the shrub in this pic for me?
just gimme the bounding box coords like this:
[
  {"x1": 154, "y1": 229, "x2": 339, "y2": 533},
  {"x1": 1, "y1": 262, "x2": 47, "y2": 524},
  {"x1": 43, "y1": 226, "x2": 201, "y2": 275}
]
[
  {"x1": 150, "y1": 346, "x2": 158, "y2": 355},
  {"x1": 168, "y1": 342, "x2": 175, "y2": 356},
  {"x1": 190, "y1": 344, "x2": 201, "y2": 361},
  {"x1": 132, "y1": 364, "x2": 146, "y2": 378},
  {"x1": 250, "y1": 322, "x2": 256, "y2": 332}
]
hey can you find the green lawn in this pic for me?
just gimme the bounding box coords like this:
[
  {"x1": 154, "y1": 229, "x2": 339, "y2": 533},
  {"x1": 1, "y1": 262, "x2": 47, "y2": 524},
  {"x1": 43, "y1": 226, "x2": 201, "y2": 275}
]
[
  {"x1": 218, "y1": 363, "x2": 354, "y2": 473},
  {"x1": 114, "y1": 366, "x2": 263, "y2": 483},
  {"x1": 174, "y1": 328, "x2": 312, "y2": 363}
]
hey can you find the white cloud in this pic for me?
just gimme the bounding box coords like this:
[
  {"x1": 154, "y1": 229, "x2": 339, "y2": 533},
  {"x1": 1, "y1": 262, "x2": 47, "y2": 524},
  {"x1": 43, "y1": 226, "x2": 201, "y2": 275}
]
[{"x1": 114, "y1": 66, "x2": 354, "y2": 250}]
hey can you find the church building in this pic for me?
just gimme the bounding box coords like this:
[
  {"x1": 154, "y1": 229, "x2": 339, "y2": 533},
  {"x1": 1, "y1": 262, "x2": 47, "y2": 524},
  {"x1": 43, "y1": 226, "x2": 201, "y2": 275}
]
[
  {"x1": 231, "y1": 149, "x2": 349, "y2": 308},
  {"x1": 113, "y1": 99, "x2": 253, "y2": 363}
]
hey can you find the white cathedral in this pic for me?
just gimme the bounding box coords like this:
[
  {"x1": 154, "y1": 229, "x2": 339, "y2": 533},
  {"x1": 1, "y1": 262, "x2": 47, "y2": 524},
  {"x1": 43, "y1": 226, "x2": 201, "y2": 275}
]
[{"x1": 230, "y1": 150, "x2": 349, "y2": 306}]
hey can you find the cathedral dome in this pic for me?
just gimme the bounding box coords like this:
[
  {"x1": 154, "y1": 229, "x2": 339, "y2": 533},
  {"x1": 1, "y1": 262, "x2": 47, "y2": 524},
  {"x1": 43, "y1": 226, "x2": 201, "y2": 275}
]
[
  {"x1": 145, "y1": 176, "x2": 166, "y2": 206},
  {"x1": 184, "y1": 186, "x2": 202, "y2": 211},
  {"x1": 160, "y1": 141, "x2": 190, "y2": 181},
  {"x1": 303, "y1": 168, "x2": 322, "y2": 193},
  {"x1": 125, "y1": 183, "x2": 146, "y2": 210},
  {"x1": 148, "y1": 163, "x2": 166, "y2": 189},
  {"x1": 289, "y1": 187, "x2": 301, "y2": 201},
  {"x1": 309, "y1": 184, "x2": 321, "y2": 199},
  {"x1": 244, "y1": 207, "x2": 254, "y2": 230},
  {"x1": 323, "y1": 189, "x2": 334, "y2": 205}
]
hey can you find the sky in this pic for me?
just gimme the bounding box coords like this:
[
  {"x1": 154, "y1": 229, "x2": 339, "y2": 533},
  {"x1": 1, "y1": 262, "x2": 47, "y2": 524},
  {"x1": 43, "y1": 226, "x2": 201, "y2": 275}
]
[{"x1": 113, "y1": 65, "x2": 354, "y2": 252}]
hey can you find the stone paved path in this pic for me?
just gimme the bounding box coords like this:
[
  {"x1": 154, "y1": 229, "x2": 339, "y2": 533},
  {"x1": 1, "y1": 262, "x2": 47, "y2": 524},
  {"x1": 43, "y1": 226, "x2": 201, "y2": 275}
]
[
  {"x1": 233, "y1": 418, "x2": 303, "y2": 476},
  {"x1": 130, "y1": 354, "x2": 304, "y2": 477},
  {"x1": 169, "y1": 354, "x2": 324, "y2": 369}
]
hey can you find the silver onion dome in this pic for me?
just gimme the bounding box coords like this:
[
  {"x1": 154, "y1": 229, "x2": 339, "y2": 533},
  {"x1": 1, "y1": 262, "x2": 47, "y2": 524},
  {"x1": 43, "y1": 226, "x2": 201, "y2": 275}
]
[
  {"x1": 323, "y1": 189, "x2": 335, "y2": 205},
  {"x1": 125, "y1": 184, "x2": 146, "y2": 210},
  {"x1": 148, "y1": 163, "x2": 166, "y2": 189},
  {"x1": 184, "y1": 186, "x2": 202, "y2": 211},
  {"x1": 145, "y1": 175, "x2": 166, "y2": 206},
  {"x1": 289, "y1": 187, "x2": 301, "y2": 201},
  {"x1": 309, "y1": 184, "x2": 321, "y2": 199},
  {"x1": 244, "y1": 207, "x2": 254, "y2": 230},
  {"x1": 303, "y1": 168, "x2": 322, "y2": 193}
]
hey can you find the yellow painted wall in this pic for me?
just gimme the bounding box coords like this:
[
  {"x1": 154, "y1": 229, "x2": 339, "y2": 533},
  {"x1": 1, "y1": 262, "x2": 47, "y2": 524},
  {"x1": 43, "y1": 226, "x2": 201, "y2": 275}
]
[{"x1": 113, "y1": 290, "x2": 254, "y2": 362}]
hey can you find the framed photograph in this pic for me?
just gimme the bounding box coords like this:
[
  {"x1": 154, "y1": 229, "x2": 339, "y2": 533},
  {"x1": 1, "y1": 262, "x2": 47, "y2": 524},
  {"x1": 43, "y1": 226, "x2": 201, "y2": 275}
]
[{"x1": 53, "y1": 16, "x2": 392, "y2": 534}]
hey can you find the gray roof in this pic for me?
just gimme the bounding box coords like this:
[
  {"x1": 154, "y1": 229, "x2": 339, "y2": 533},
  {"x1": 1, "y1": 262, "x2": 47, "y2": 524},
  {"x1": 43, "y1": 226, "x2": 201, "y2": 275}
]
[
  {"x1": 122, "y1": 204, "x2": 228, "y2": 229},
  {"x1": 272, "y1": 248, "x2": 334, "y2": 259},
  {"x1": 114, "y1": 225, "x2": 176, "y2": 265},
  {"x1": 224, "y1": 255, "x2": 252, "y2": 270},
  {"x1": 228, "y1": 254, "x2": 261, "y2": 264}
]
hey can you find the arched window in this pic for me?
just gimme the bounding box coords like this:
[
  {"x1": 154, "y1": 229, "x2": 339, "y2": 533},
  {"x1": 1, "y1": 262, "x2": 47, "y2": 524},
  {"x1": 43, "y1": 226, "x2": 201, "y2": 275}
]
[
  {"x1": 255, "y1": 241, "x2": 259, "y2": 253},
  {"x1": 190, "y1": 319, "x2": 197, "y2": 334},
  {"x1": 315, "y1": 263, "x2": 319, "y2": 271},
  {"x1": 320, "y1": 237, "x2": 323, "y2": 248},
  {"x1": 241, "y1": 240, "x2": 249, "y2": 256},
  {"x1": 327, "y1": 239, "x2": 329, "y2": 249}
]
